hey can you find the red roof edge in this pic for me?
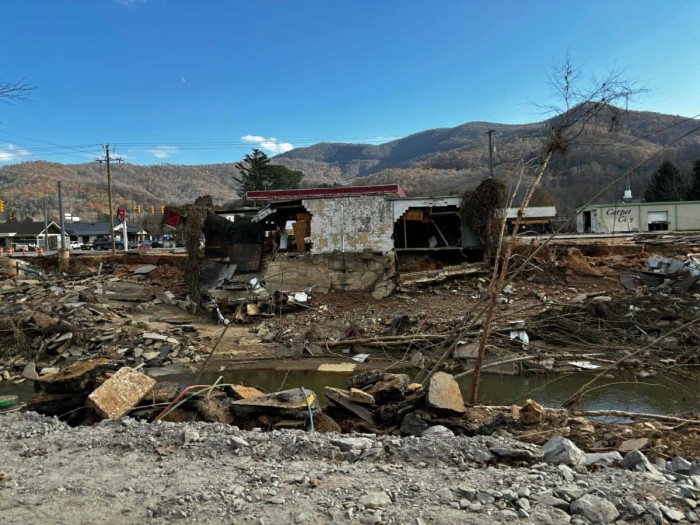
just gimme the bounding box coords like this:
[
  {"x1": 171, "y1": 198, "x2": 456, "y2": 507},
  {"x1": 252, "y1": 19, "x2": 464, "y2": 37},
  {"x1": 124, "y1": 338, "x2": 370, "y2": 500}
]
[{"x1": 247, "y1": 184, "x2": 406, "y2": 201}]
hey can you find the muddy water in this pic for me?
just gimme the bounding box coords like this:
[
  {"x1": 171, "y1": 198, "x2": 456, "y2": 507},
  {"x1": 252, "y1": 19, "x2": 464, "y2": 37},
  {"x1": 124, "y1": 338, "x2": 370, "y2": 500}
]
[
  {"x1": 198, "y1": 369, "x2": 699, "y2": 416},
  {"x1": 2, "y1": 370, "x2": 697, "y2": 417}
]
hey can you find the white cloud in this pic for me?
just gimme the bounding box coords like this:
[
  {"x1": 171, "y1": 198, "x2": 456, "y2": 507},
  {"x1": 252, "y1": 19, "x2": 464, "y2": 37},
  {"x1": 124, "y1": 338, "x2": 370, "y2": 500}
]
[
  {"x1": 0, "y1": 143, "x2": 31, "y2": 163},
  {"x1": 241, "y1": 134, "x2": 294, "y2": 154},
  {"x1": 147, "y1": 146, "x2": 178, "y2": 159}
]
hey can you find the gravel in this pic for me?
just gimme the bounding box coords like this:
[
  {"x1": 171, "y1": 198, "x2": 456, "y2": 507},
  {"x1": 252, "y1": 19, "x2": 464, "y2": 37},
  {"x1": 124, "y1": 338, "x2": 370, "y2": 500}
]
[{"x1": 0, "y1": 412, "x2": 698, "y2": 524}]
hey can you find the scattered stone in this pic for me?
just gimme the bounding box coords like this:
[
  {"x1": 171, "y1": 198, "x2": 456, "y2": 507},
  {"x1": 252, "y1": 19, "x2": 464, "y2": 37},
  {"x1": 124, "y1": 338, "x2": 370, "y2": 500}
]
[
  {"x1": 669, "y1": 456, "x2": 692, "y2": 474},
  {"x1": 660, "y1": 505, "x2": 686, "y2": 522},
  {"x1": 542, "y1": 435, "x2": 585, "y2": 467},
  {"x1": 133, "y1": 265, "x2": 157, "y2": 275},
  {"x1": 358, "y1": 492, "x2": 391, "y2": 509},
  {"x1": 86, "y1": 367, "x2": 157, "y2": 419},
  {"x1": 421, "y1": 425, "x2": 454, "y2": 438},
  {"x1": 520, "y1": 399, "x2": 544, "y2": 425},
  {"x1": 39, "y1": 367, "x2": 61, "y2": 376},
  {"x1": 570, "y1": 494, "x2": 619, "y2": 524},
  {"x1": 365, "y1": 374, "x2": 409, "y2": 404},
  {"x1": 157, "y1": 291, "x2": 177, "y2": 306},
  {"x1": 620, "y1": 449, "x2": 661, "y2": 476},
  {"x1": 331, "y1": 437, "x2": 373, "y2": 451},
  {"x1": 22, "y1": 362, "x2": 39, "y2": 380},
  {"x1": 426, "y1": 372, "x2": 465, "y2": 415},
  {"x1": 230, "y1": 436, "x2": 250, "y2": 449},
  {"x1": 400, "y1": 412, "x2": 429, "y2": 437},
  {"x1": 584, "y1": 451, "x2": 623, "y2": 467},
  {"x1": 618, "y1": 437, "x2": 649, "y2": 452},
  {"x1": 489, "y1": 442, "x2": 543, "y2": 462}
]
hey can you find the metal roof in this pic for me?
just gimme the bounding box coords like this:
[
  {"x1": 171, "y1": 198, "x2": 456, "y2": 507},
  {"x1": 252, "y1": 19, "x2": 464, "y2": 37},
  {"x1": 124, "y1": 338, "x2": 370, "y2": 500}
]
[
  {"x1": 0, "y1": 221, "x2": 62, "y2": 235},
  {"x1": 247, "y1": 184, "x2": 406, "y2": 201}
]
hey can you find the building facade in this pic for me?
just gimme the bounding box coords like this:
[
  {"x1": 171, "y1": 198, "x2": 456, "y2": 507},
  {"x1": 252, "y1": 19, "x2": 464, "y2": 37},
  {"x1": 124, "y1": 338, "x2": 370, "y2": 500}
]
[{"x1": 576, "y1": 201, "x2": 700, "y2": 233}]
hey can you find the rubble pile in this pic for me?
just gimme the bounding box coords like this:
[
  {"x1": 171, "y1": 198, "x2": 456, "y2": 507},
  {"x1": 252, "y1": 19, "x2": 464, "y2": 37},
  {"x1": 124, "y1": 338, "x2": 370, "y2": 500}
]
[{"x1": 0, "y1": 272, "x2": 207, "y2": 384}]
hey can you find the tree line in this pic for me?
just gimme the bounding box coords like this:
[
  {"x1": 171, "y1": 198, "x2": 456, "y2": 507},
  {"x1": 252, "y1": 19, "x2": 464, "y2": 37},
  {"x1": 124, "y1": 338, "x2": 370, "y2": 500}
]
[{"x1": 645, "y1": 159, "x2": 700, "y2": 202}]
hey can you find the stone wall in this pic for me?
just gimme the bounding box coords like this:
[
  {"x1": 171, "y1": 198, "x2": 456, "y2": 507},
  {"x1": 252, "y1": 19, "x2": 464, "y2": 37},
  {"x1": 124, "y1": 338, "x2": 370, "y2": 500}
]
[{"x1": 264, "y1": 252, "x2": 396, "y2": 297}]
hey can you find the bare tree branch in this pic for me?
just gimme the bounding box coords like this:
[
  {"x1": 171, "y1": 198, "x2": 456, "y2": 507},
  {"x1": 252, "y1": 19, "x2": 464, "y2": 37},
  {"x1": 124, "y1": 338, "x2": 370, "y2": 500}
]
[{"x1": 0, "y1": 78, "x2": 35, "y2": 104}]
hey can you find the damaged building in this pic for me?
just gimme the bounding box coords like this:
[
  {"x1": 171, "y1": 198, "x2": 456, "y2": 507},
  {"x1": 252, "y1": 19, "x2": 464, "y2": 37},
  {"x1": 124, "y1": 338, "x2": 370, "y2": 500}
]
[{"x1": 200, "y1": 185, "x2": 485, "y2": 301}]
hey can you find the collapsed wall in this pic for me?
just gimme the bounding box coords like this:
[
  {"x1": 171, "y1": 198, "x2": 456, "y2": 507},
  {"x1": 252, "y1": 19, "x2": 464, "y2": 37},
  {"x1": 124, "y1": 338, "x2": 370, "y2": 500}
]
[{"x1": 264, "y1": 252, "x2": 396, "y2": 297}]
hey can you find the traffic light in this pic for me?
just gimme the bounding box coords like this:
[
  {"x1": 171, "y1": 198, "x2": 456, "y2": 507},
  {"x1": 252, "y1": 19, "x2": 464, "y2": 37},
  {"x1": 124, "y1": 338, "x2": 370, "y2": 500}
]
[
  {"x1": 149, "y1": 206, "x2": 154, "y2": 214},
  {"x1": 159, "y1": 205, "x2": 165, "y2": 214},
  {"x1": 8, "y1": 211, "x2": 14, "y2": 222},
  {"x1": 0, "y1": 200, "x2": 4, "y2": 214}
]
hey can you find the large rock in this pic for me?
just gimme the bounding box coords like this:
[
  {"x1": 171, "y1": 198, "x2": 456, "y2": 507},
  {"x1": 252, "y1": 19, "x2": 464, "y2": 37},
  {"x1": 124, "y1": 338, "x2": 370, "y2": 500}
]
[
  {"x1": 489, "y1": 442, "x2": 543, "y2": 462},
  {"x1": 427, "y1": 372, "x2": 466, "y2": 414},
  {"x1": 584, "y1": 451, "x2": 623, "y2": 467},
  {"x1": 365, "y1": 374, "x2": 409, "y2": 404},
  {"x1": 400, "y1": 411, "x2": 429, "y2": 437},
  {"x1": 349, "y1": 388, "x2": 376, "y2": 405},
  {"x1": 542, "y1": 436, "x2": 585, "y2": 467},
  {"x1": 86, "y1": 367, "x2": 157, "y2": 419},
  {"x1": 520, "y1": 399, "x2": 544, "y2": 425},
  {"x1": 359, "y1": 492, "x2": 392, "y2": 509},
  {"x1": 618, "y1": 437, "x2": 649, "y2": 452},
  {"x1": 620, "y1": 449, "x2": 661, "y2": 476},
  {"x1": 570, "y1": 494, "x2": 619, "y2": 524}
]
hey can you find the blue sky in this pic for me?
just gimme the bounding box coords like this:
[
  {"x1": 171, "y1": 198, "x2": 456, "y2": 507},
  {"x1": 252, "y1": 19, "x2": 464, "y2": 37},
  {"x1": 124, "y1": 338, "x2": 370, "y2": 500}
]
[{"x1": 1, "y1": 0, "x2": 700, "y2": 165}]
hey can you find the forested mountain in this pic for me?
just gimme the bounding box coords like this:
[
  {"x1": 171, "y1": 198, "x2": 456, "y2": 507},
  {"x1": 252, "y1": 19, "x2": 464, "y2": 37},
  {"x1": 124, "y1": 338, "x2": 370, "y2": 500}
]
[{"x1": 1, "y1": 107, "x2": 699, "y2": 220}]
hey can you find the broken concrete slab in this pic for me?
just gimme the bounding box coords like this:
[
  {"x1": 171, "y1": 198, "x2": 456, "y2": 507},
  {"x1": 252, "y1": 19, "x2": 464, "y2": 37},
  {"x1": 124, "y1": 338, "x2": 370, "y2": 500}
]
[
  {"x1": 133, "y1": 265, "x2": 157, "y2": 275},
  {"x1": 230, "y1": 388, "x2": 318, "y2": 419},
  {"x1": 427, "y1": 371, "x2": 466, "y2": 415},
  {"x1": 347, "y1": 369, "x2": 385, "y2": 389},
  {"x1": 22, "y1": 362, "x2": 39, "y2": 380},
  {"x1": 619, "y1": 437, "x2": 649, "y2": 452},
  {"x1": 325, "y1": 387, "x2": 375, "y2": 425},
  {"x1": 229, "y1": 385, "x2": 265, "y2": 400},
  {"x1": 86, "y1": 367, "x2": 157, "y2": 419},
  {"x1": 35, "y1": 359, "x2": 112, "y2": 394},
  {"x1": 349, "y1": 388, "x2": 376, "y2": 405}
]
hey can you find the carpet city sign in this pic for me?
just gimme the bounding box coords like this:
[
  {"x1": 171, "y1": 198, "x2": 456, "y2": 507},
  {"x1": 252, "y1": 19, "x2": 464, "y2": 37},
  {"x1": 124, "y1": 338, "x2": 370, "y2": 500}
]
[
  {"x1": 116, "y1": 208, "x2": 127, "y2": 222},
  {"x1": 606, "y1": 207, "x2": 634, "y2": 223}
]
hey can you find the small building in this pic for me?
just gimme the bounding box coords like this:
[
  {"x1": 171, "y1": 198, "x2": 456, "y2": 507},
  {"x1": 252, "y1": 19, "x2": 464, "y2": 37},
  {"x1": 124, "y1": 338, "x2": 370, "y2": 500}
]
[
  {"x1": 504, "y1": 206, "x2": 557, "y2": 234},
  {"x1": 0, "y1": 221, "x2": 64, "y2": 249},
  {"x1": 67, "y1": 222, "x2": 147, "y2": 245},
  {"x1": 576, "y1": 201, "x2": 700, "y2": 233}
]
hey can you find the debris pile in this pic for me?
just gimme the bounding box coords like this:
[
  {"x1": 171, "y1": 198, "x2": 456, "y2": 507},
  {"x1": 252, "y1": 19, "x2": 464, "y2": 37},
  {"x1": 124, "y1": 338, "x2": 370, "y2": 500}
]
[{"x1": 0, "y1": 272, "x2": 207, "y2": 383}]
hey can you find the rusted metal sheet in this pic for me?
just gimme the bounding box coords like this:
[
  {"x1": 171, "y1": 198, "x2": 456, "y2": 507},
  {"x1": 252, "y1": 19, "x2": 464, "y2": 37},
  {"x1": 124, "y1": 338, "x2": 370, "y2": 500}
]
[{"x1": 228, "y1": 242, "x2": 262, "y2": 272}]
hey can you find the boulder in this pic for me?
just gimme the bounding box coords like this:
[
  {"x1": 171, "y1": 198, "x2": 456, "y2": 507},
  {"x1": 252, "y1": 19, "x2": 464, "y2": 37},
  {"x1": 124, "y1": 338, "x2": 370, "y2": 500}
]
[
  {"x1": 400, "y1": 411, "x2": 429, "y2": 437},
  {"x1": 584, "y1": 451, "x2": 623, "y2": 467},
  {"x1": 520, "y1": 399, "x2": 544, "y2": 425},
  {"x1": 620, "y1": 449, "x2": 661, "y2": 476},
  {"x1": 618, "y1": 437, "x2": 649, "y2": 452},
  {"x1": 86, "y1": 367, "x2": 157, "y2": 419},
  {"x1": 421, "y1": 425, "x2": 454, "y2": 438},
  {"x1": 542, "y1": 436, "x2": 585, "y2": 467},
  {"x1": 365, "y1": 374, "x2": 409, "y2": 404},
  {"x1": 570, "y1": 494, "x2": 619, "y2": 524},
  {"x1": 427, "y1": 372, "x2": 466, "y2": 414},
  {"x1": 359, "y1": 492, "x2": 392, "y2": 509}
]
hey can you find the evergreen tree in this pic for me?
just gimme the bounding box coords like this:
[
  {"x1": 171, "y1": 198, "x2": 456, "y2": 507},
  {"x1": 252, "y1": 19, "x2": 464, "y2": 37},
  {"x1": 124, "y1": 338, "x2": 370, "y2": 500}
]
[
  {"x1": 644, "y1": 161, "x2": 689, "y2": 202},
  {"x1": 233, "y1": 148, "x2": 304, "y2": 203},
  {"x1": 685, "y1": 159, "x2": 700, "y2": 201}
]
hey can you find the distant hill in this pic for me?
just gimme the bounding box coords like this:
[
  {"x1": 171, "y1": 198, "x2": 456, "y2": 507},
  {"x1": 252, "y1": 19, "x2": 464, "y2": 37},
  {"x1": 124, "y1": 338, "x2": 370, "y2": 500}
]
[{"x1": 1, "y1": 107, "x2": 699, "y2": 220}]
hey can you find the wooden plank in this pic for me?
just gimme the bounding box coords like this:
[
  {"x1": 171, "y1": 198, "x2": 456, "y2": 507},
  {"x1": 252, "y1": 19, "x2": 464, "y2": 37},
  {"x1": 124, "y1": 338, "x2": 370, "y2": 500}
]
[{"x1": 325, "y1": 387, "x2": 375, "y2": 424}]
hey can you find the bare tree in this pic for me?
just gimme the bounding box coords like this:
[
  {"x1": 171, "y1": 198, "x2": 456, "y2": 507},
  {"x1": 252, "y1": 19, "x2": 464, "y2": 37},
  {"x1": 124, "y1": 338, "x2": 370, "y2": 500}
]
[
  {"x1": 0, "y1": 78, "x2": 34, "y2": 104},
  {"x1": 467, "y1": 56, "x2": 645, "y2": 403}
]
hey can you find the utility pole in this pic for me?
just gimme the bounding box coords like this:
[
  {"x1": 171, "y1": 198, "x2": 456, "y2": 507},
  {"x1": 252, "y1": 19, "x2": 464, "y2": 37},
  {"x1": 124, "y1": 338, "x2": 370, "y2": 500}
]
[
  {"x1": 57, "y1": 181, "x2": 66, "y2": 251},
  {"x1": 486, "y1": 129, "x2": 495, "y2": 177},
  {"x1": 43, "y1": 200, "x2": 49, "y2": 250},
  {"x1": 96, "y1": 145, "x2": 123, "y2": 254}
]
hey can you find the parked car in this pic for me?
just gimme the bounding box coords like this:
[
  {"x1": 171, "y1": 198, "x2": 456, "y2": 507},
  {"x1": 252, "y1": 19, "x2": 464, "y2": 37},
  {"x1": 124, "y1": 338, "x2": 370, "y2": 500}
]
[
  {"x1": 81, "y1": 241, "x2": 93, "y2": 250},
  {"x1": 138, "y1": 240, "x2": 153, "y2": 249},
  {"x1": 176, "y1": 239, "x2": 186, "y2": 247},
  {"x1": 92, "y1": 238, "x2": 124, "y2": 250},
  {"x1": 69, "y1": 241, "x2": 82, "y2": 250},
  {"x1": 151, "y1": 240, "x2": 164, "y2": 248}
]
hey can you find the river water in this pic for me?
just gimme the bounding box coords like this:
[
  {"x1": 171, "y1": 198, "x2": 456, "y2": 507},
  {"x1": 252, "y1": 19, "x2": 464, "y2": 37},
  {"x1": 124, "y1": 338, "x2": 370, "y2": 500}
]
[{"x1": 2, "y1": 369, "x2": 697, "y2": 417}]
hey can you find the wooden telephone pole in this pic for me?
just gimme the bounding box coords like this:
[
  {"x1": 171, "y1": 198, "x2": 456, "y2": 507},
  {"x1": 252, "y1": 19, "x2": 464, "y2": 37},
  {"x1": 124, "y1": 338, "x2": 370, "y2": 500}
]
[{"x1": 96, "y1": 145, "x2": 123, "y2": 254}]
